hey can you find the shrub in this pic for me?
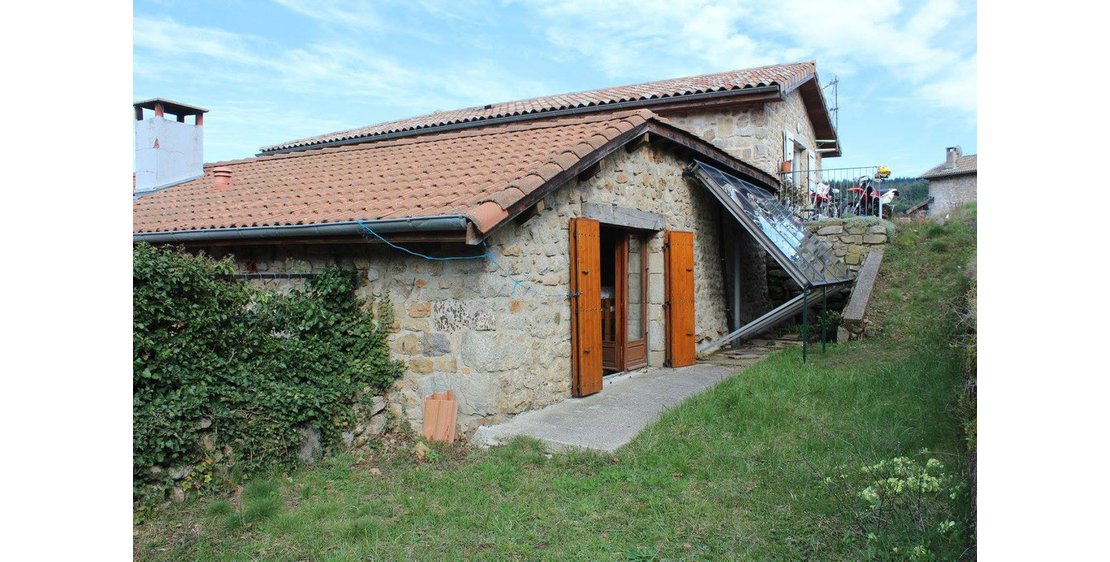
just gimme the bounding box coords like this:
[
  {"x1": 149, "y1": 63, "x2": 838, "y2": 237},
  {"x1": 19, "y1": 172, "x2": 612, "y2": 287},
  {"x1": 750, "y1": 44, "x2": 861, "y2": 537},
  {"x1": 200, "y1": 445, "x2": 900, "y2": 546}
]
[
  {"x1": 133, "y1": 243, "x2": 403, "y2": 500},
  {"x1": 821, "y1": 454, "x2": 970, "y2": 560}
]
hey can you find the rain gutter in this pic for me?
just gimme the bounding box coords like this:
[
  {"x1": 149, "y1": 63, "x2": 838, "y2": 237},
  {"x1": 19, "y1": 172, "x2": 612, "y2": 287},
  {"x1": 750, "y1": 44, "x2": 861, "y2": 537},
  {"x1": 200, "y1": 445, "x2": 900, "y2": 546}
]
[{"x1": 132, "y1": 214, "x2": 470, "y2": 244}]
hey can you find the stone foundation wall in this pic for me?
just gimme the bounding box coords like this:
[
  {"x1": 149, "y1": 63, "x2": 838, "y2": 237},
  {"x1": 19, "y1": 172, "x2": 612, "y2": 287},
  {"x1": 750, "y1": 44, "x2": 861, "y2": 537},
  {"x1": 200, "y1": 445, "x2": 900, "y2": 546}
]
[
  {"x1": 807, "y1": 218, "x2": 891, "y2": 271},
  {"x1": 201, "y1": 143, "x2": 730, "y2": 435}
]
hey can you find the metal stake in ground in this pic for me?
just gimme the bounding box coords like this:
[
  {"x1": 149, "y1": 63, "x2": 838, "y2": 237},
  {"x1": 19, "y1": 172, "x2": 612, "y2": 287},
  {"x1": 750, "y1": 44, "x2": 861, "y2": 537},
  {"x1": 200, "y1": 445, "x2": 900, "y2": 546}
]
[
  {"x1": 802, "y1": 287, "x2": 809, "y2": 363},
  {"x1": 821, "y1": 285, "x2": 827, "y2": 354}
]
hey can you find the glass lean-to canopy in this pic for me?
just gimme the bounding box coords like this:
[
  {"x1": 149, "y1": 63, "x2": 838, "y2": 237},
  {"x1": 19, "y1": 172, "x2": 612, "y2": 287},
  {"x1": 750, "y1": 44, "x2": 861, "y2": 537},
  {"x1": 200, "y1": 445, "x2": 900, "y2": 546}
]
[{"x1": 691, "y1": 160, "x2": 853, "y2": 288}]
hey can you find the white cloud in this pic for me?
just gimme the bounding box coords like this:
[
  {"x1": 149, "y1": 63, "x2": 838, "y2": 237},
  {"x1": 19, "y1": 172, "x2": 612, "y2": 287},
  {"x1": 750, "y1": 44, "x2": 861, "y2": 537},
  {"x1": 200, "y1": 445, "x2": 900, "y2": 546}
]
[
  {"x1": 271, "y1": 0, "x2": 382, "y2": 30},
  {"x1": 134, "y1": 15, "x2": 545, "y2": 108},
  {"x1": 518, "y1": 0, "x2": 976, "y2": 116},
  {"x1": 133, "y1": 16, "x2": 268, "y2": 66}
]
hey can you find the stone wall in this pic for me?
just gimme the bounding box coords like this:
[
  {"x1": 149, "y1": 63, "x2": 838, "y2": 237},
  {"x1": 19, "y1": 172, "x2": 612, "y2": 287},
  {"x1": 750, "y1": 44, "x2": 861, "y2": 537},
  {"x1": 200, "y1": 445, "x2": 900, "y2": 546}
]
[
  {"x1": 201, "y1": 142, "x2": 730, "y2": 435},
  {"x1": 928, "y1": 174, "x2": 977, "y2": 216},
  {"x1": 807, "y1": 218, "x2": 891, "y2": 271},
  {"x1": 666, "y1": 90, "x2": 822, "y2": 179}
]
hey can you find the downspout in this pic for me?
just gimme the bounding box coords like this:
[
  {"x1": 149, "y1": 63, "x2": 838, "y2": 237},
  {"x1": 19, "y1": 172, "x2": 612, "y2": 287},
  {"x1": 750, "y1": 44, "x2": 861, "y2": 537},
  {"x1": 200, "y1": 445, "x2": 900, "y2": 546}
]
[{"x1": 132, "y1": 214, "x2": 470, "y2": 244}]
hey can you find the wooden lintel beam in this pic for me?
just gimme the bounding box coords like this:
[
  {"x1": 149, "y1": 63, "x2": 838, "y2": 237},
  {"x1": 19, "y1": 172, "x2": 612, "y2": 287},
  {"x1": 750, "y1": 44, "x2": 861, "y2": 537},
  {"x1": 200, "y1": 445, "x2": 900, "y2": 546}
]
[
  {"x1": 577, "y1": 161, "x2": 602, "y2": 182},
  {"x1": 653, "y1": 91, "x2": 783, "y2": 114},
  {"x1": 625, "y1": 132, "x2": 650, "y2": 152}
]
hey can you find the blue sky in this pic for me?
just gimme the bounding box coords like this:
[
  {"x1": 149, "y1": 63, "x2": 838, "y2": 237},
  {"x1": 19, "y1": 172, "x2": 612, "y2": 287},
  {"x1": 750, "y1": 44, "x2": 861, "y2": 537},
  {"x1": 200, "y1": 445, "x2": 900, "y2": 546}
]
[{"x1": 134, "y1": 0, "x2": 976, "y2": 176}]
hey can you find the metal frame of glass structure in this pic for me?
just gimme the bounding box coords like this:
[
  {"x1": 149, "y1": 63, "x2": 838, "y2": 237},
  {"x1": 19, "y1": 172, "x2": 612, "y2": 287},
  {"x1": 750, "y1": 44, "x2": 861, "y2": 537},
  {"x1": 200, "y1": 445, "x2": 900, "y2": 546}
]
[{"x1": 689, "y1": 160, "x2": 856, "y2": 359}]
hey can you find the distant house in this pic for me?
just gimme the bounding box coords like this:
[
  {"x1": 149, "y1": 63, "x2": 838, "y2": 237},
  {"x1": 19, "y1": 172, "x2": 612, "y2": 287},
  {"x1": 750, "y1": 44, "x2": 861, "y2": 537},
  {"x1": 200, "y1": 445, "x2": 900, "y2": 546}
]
[
  {"x1": 920, "y1": 146, "x2": 977, "y2": 216},
  {"x1": 132, "y1": 62, "x2": 850, "y2": 434}
]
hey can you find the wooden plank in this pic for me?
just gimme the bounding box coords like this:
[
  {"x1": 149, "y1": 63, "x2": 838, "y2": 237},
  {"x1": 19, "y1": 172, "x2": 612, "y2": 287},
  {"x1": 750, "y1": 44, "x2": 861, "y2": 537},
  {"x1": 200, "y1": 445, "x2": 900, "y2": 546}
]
[
  {"x1": 570, "y1": 218, "x2": 603, "y2": 396},
  {"x1": 665, "y1": 231, "x2": 697, "y2": 367},
  {"x1": 843, "y1": 248, "x2": 884, "y2": 323}
]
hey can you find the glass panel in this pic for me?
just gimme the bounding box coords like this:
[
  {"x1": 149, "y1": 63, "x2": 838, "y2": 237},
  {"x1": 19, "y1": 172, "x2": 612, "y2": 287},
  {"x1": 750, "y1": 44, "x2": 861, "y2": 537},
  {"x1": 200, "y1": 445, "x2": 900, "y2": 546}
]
[
  {"x1": 627, "y1": 236, "x2": 644, "y2": 340},
  {"x1": 692, "y1": 161, "x2": 853, "y2": 286}
]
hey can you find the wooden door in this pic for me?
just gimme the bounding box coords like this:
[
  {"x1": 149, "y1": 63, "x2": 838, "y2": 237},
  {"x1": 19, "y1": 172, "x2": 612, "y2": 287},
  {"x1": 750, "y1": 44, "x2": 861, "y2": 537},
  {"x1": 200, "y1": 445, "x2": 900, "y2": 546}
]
[
  {"x1": 570, "y1": 218, "x2": 603, "y2": 396},
  {"x1": 665, "y1": 231, "x2": 696, "y2": 367}
]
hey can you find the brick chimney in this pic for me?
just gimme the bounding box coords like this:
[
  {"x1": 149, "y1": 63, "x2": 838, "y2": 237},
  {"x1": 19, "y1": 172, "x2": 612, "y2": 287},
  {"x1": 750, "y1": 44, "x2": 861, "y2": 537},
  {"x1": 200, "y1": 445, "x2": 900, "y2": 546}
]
[
  {"x1": 945, "y1": 146, "x2": 963, "y2": 169},
  {"x1": 133, "y1": 98, "x2": 208, "y2": 194}
]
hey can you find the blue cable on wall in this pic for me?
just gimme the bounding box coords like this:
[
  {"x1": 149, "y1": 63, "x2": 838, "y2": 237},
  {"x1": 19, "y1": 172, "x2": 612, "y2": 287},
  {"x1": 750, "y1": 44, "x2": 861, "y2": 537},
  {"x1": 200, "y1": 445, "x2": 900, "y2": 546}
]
[{"x1": 355, "y1": 220, "x2": 533, "y2": 296}]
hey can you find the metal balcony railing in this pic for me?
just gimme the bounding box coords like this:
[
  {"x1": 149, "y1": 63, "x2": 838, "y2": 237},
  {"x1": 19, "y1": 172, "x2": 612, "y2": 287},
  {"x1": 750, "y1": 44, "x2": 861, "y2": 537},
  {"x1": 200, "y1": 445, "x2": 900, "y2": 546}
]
[{"x1": 778, "y1": 166, "x2": 898, "y2": 221}]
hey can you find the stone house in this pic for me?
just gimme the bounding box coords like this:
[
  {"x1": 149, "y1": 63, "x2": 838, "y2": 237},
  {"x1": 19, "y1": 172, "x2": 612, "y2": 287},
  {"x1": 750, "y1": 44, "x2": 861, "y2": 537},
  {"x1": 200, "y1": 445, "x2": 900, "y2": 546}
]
[
  {"x1": 921, "y1": 146, "x2": 977, "y2": 216},
  {"x1": 133, "y1": 62, "x2": 845, "y2": 434}
]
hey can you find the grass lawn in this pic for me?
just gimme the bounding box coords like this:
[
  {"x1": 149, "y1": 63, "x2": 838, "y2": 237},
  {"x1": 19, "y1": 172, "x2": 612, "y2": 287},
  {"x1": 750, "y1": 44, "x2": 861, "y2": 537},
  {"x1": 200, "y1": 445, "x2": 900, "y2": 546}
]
[{"x1": 135, "y1": 208, "x2": 977, "y2": 561}]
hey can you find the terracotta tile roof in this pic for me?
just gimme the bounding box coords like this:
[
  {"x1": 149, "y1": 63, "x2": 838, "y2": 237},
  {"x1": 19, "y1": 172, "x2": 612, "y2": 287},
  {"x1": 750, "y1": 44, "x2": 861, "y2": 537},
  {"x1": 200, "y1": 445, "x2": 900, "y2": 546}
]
[
  {"x1": 921, "y1": 154, "x2": 977, "y2": 179},
  {"x1": 135, "y1": 110, "x2": 668, "y2": 237},
  {"x1": 260, "y1": 62, "x2": 817, "y2": 153}
]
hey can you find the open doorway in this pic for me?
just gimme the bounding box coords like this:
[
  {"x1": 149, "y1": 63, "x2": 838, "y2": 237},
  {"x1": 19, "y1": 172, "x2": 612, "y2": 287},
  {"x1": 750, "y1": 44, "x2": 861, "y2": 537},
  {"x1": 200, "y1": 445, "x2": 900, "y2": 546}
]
[{"x1": 599, "y1": 226, "x2": 649, "y2": 373}]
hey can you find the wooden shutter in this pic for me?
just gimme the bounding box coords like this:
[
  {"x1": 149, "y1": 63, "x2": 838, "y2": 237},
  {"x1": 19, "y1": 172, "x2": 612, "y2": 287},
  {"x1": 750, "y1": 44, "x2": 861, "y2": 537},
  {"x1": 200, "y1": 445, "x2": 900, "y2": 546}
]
[
  {"x1": 665, "y1": 231, "x2": 696, "y2": 367},
  {"x1": 570, "y1": 218, "x2": 603, "y2": 397}
]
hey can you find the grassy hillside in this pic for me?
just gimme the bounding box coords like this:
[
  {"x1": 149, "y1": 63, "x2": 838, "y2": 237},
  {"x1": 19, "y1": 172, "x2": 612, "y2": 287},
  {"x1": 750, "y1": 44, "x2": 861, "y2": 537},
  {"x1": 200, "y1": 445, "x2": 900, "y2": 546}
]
[{"x1": 136, "y1": 208, "x2": 977, "y2": 561}]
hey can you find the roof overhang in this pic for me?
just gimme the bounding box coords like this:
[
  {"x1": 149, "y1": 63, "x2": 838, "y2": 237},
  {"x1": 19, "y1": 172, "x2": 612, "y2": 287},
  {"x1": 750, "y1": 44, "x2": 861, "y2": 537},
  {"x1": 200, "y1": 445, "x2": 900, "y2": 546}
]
[
  {"x1": 920, "y1": 169, "x2": 977, "y2": 180},
  {"x1": 132, "y1": 215, "x2": 469, "y2": 245},
  {"x1": 258, "y1": 86, "x2": 784, "y2": 156},
  {"x1": 463, "y1": 118, "x2": 782, "y2": 245},
  {"x1": 786, "y1": 76, "x2": 840, "y2": 158},
  {"x1": 133, "y1": 113, "x2": 782, "y2": 247}
]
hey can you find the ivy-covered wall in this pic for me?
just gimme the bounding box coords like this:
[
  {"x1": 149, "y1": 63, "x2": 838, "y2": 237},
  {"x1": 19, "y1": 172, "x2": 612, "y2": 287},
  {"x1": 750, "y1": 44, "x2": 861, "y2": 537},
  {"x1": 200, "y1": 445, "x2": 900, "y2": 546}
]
[{"x1": 133, "y1": 243, "x2": 403, "y2": 502}]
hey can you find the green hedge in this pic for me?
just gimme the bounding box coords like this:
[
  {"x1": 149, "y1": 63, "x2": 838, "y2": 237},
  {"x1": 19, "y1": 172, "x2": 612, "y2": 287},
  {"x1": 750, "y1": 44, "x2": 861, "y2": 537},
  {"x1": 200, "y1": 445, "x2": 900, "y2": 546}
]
[{"x1": 133, "y1": 243, "x2": 403, "y2": 498}]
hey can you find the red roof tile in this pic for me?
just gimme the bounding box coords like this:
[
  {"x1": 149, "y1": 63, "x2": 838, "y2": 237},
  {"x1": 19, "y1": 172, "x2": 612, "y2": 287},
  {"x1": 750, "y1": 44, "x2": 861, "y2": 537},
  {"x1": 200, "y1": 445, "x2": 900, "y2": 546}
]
[
  {"x1": 260, "y1": 62, "x2": 817, "y2": 153},
  {"x1": 134, "y1": 111, "x2": 660, "y2": 236},
  {"x1": 920, "y1": 154, "x2": 977, "y2": 179}
]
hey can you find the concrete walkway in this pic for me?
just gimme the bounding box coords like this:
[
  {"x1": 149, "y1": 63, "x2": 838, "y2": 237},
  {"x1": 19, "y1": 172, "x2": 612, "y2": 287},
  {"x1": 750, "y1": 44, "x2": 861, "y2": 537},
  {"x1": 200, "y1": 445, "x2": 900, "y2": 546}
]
[
  {"x1": 471, "y1": 337, "x2": 797, "y2": 452},
  {"x1": 472, "y1": 363, "x2": 733, "y2": 452}
]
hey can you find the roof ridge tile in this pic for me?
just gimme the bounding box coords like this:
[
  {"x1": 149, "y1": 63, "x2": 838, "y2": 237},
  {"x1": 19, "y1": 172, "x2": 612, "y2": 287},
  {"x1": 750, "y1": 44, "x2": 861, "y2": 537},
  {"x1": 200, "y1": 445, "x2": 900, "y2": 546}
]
[{"x1": 260, "y1": 62, "x2": 814, "y2": 152}]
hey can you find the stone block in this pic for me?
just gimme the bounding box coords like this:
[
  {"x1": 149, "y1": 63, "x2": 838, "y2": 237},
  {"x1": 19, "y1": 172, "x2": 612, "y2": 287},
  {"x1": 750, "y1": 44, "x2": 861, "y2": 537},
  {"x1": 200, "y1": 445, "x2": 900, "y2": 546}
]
[
  {"x1": 648, "y1": 272, "x2": 665, "y2": 304},
  {"x1": 422, "y1": 332, "x2": 451, "y2": 356},
  {"x1": 817, "y1": 225, "x2": 843, "y2": 235},
  {"x1": 399, "y1": 316, "x2": 429, "y2": 332},
  {"x1": 868, "y1": 224, "x2": 888, "y2": 234},
  {"x1": 433, "y1": 301, "x2": 495, "y2": 331},
  {"x1": 409, "y1": 358, "x2": 434, "y2": 374},
  {"x1": 434, "y1": 356, "x2": 457, "y2": 373},
  {"x1": 298, "y1": 427, "x2": 322, "y2": 465},
  {"x1": 408, "y1": 301, "x2": 431, "y2": 318},
  {"x1": 863, "y1": 234, "x2": 887, "y2": 244},
  {"x1": 461, "y1": 331, "x2": 528, "y2": 372},
  {"x1": 399, "y1": 334, "x2": 420, "y2": 354},
  {"x1": 840, "y1": 234, "x2": 863, "y2": 244}
]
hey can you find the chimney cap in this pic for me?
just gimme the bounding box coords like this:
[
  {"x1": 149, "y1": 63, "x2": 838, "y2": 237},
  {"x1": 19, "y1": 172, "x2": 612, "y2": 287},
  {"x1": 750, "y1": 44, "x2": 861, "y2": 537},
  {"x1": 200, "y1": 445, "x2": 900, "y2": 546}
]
[{"x1": 133, "y1": 98, "x2": 209, "y2": 116}]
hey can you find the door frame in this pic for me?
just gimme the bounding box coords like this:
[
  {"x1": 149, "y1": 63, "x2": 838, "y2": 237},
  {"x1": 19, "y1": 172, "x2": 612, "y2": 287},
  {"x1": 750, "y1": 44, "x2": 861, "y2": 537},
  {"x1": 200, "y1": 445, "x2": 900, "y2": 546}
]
[
  {"x1": 600, "y1": 226, "x2": 650, "y2": 373},
  {"x1": 623, "y1": 232, "x2": 649, "y2": 370}
]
